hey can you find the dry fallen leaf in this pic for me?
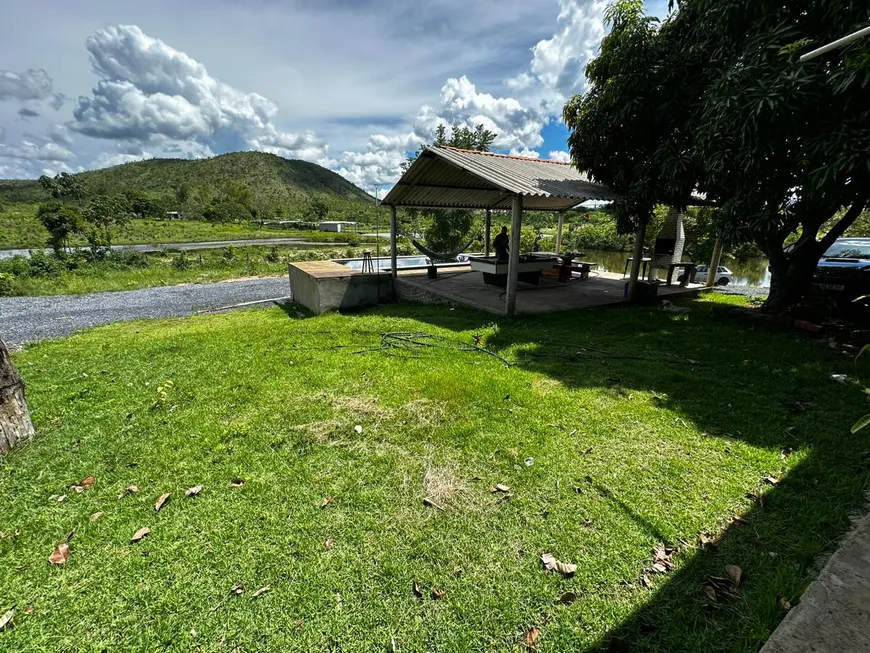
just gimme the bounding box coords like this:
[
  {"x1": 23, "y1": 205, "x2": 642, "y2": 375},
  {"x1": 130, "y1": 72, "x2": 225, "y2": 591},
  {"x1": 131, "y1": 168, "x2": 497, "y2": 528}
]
[
  {"x1": 325, "y1": 537, "x2": 335, "y2": 550},
  {"x1": 725, "y1": 564, "x2": 743, "y2": 587},
  {"x1": 81, "y1": 475, "x2": 95, "y2": 488},
  {"x1": 131, "y1": 527, "x2": 151, "y2": 543},
  {"x1": 252, "y1": 586, "x2": 270, "y2": 598},
  {"x1": 557, "y1": 591, "x2": 578, "y2": 605},
  {"x1": 230, "y1": 477, "x2": 246, "y2": 488},
  {"x1": 731, "y1": 515, "x2": 748, "y2": 526},
  {"x1": 763, "y1": 476, "x2": 780, "y2": 486},
  {"x1": 72, "y1": 486, "x2": 85, "y2": 494},
  {"x1": 778, "y1": 595, "x2": 791, "y2": 611},
  {"x1": 23, "y1": 605, "x2": 34, "y2": 615},
  {"x1": 698, "y1": 532, "x2": 715, "y2": 547},
  {"x1": 320, "y1": 496, "x2": 333, "y2": 509},
  {"x1": 540, "y1": 552, "x2": 577, "y2": 575},
  {"x1": 431, "y1": 587, "x2": 446, "y2": 600},
  {"x1": 492, "y1": 483, "x2": 511, "y2": 493},
  {"x1": 154, "y1": 493, "x2": 171, "y2": 512},
  {"x1": 118, "y1": 485, "x2": 139, "y2": 499},
  {"x1": 0, "y1": 609, "x2": 13, "y2": 631},
  {"x1": 230, "y1": 583, "x2": 245, "y2": 595},
  {"x1": 703, "y1": 585, "x2": 717, "y2": 602},
  {"x1": 90, "y1": 512, "x2": 104, "y2": 521},
  {"x1": 650, "y1": 543, "x2": 676, "y2": 574},
  {"x1": 413, "y1": 582, "x2": 424, "y2": 599},
  {"x1": 641, "y1": 575, "x2": 653, "y2": 589},
  {"x1": 49, "y1": 542, "x2": 70, "y2": 565},
  {"x1": 525, "y1": 626, "x2": 541, "y2": 650},
  {"x1": 185, "y1": 485, "x2": 203, "y2": 497}
]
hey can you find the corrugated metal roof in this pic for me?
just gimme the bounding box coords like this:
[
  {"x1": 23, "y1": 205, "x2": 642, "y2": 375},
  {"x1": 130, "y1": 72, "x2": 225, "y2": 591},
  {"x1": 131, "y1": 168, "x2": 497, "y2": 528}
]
[{"x1": 382, "y1": 146, "x2": 620, "y2": 211}]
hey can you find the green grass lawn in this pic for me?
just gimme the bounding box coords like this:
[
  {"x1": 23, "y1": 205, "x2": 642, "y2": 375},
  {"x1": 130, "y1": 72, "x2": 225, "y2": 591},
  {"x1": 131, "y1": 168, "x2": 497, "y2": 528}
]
[
  {"x1": 2, "y1": 297, "x2": 868, "y2": 651},
  {"x1": 0, "y1": 205, "x2": 368, "y2": 250}
]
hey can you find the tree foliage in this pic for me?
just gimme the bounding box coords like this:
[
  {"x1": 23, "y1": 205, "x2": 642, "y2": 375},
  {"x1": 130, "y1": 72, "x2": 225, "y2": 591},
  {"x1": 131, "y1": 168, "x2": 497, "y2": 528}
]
[
  {"x1": 405, "y1": 123, "x2": 498, "y2": 254},
  {"x1": 36, "y1": 202, "x2": 83, "y2": 255},
  {"x1": 37, "y1": 173, "x2": 86, "y2": 204},
  {"x1": 564, "y1": 0, "x2": 870, "y2": 312}
]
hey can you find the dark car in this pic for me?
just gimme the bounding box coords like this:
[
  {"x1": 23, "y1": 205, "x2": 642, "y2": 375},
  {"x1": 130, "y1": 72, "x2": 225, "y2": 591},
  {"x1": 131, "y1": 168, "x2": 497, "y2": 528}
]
[{"x1": 812, "y1": 238, "x2": 870, "y2": 305}]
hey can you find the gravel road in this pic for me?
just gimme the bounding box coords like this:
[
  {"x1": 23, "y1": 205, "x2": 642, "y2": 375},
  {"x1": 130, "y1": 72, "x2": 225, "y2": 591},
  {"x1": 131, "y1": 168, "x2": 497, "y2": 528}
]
[{"x1": 0, "y1": 276, "x2": 291, "y2": 350}]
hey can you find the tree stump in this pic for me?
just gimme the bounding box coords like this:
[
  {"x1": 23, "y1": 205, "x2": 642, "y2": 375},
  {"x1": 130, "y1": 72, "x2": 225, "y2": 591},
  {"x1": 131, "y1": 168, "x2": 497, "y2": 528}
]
[{"x1": 0, "y1": 339, "x2": 35, "y2": 454}]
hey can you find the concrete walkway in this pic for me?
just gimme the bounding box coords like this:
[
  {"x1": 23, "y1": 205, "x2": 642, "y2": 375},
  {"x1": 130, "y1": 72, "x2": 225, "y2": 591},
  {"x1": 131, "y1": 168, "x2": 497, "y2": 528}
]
[{"x1": 761, "y1": 511, "x2": 870, "y2": 652}]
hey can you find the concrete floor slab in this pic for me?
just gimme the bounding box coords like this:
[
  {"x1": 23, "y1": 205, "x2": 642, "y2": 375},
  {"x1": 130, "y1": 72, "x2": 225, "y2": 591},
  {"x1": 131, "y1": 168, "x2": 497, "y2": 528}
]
[{"x1": 397, "y1": 267, "x2": 702, "y2": 314}]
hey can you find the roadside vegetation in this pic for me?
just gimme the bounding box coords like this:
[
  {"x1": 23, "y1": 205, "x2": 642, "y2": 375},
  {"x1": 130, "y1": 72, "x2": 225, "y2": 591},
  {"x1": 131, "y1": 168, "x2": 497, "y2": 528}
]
[
  {"x1": 1, "y1": 297, "x2": 868, "y2": 651},
  {"x1": 0, "y1": 204, "x2": 378, "y2": 251},
  {"x1": 0, "y1": 243, "x2": 412, "y2": 297}
]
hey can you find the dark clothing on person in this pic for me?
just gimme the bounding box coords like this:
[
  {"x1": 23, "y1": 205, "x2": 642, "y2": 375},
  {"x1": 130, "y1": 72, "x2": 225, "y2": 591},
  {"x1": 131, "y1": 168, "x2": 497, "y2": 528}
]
[{"x1": 493, "y1": 231, "x2": 510, "y2": 261}]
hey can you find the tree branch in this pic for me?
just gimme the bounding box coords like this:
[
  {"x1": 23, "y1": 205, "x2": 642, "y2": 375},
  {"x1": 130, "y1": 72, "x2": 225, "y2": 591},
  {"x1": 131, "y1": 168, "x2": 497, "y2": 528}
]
[{"x1": 818, "y1": 196, "x2": 869, "y2": 253}]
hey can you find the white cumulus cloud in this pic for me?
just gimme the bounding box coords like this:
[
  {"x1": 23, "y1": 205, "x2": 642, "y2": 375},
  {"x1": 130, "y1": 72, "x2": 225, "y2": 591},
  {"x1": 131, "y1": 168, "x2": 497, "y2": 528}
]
[
  {"x1": 71, "y1": 25, "x2": 327, "y2": 161},
  {"x1": 0, "y1": 68, "x2": 54, "y2": 102},
  {"x1": 0, "y1": 139, "x2": 74, "y2": 163}
]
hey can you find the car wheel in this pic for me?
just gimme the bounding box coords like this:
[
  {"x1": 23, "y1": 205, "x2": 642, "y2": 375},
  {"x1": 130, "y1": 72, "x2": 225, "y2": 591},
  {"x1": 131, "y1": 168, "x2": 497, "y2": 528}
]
[{"x1": 716, "y1": 277, "x2": 729, "y2": 286}]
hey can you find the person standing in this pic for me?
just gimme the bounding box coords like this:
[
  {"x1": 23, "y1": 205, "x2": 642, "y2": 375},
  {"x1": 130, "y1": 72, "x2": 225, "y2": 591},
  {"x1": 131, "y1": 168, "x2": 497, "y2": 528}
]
[{"x1": 493, "y1": 226, "x2": 510, "y2": 261}]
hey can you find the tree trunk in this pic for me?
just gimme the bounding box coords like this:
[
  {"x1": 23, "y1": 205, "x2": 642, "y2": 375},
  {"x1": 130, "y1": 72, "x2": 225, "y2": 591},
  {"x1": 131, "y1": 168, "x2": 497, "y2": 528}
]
[
  {"x1": 762, "y1": 248, "x2": 821, "y2": 315},
  {"x1": 0, "y1": 340, "x2": 35, "y2": 455}
]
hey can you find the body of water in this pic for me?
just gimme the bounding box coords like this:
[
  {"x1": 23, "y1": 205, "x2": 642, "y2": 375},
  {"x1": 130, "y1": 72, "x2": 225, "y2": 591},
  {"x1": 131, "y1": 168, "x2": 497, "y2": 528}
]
[{"x1": 578, "y1": 249, "x2": 770, "y2": 288}]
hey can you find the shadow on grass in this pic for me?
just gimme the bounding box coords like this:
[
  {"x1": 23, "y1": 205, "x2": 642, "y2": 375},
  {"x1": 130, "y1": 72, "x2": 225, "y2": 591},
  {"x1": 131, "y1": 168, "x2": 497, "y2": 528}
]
[{"x1": 396, "y1": 297, "x2": 870, "y2": 651}]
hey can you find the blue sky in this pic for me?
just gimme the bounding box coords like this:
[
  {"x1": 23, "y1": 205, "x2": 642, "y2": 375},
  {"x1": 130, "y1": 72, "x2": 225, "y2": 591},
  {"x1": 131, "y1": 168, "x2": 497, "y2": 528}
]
[{"x1": 0, "y1": 0, "x2": 670, "y2": 193}]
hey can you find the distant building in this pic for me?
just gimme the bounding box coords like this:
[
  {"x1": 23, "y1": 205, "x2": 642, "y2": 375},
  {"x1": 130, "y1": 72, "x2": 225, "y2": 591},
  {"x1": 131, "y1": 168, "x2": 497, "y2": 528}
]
[
  {"x1": 165, "y1": 211, "x2": 183, "y2": 220},
  {"x1": 318, "y1": 221, "x2": 357, "y2": 233}
]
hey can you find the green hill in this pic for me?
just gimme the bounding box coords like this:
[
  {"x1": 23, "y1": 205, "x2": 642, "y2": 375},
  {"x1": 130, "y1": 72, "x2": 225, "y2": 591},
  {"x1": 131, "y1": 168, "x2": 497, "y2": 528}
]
[{"x1": 0, "y1": 151, "x2": 374, "y2": 206}]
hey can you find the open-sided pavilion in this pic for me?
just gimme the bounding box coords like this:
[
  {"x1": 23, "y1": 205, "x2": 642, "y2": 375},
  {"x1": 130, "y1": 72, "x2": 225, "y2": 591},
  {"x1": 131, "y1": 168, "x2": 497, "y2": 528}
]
[{"x1": 382, "y1": 146, "x2": 630, "y2": 315}]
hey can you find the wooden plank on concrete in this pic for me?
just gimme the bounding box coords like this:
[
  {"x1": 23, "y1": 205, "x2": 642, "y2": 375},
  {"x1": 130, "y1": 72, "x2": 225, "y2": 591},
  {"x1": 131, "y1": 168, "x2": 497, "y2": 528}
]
[{"x1": 289, "y1": 261, "x2": 359, "y2": 279}]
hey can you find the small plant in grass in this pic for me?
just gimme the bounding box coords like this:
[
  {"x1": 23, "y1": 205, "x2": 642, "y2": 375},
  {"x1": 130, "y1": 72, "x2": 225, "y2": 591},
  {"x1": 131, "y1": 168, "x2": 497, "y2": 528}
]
[
  {"x1": 265, "y1": 246, "x2": 280, "y2": 263},
  {"x1": 221, "y1": 246, "x2": 235, "y2": 262},
  {"x1": 151, "y1": 379, "x2": 175, "y2": 411},
  {"x1": 0, "y1": 272, "x2": 15, "y2": 296}
]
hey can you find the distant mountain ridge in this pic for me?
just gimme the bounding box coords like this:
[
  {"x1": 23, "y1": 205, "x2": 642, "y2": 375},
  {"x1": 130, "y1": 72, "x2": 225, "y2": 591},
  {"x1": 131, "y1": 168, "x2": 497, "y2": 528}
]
[{"x1": 0, "y1": 151, "x2": 374, "y2": 205}]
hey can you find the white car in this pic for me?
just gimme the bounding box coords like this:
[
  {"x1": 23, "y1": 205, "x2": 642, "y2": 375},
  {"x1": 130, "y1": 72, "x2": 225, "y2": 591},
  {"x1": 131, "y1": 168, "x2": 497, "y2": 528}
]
[{"x1": 686, "y1": 264, "x2": 733, "y2": 286}]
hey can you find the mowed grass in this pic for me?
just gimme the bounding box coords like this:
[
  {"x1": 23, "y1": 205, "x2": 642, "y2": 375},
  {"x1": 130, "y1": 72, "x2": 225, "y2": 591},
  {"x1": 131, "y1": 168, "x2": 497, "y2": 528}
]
[{"x1": 2, "y1": 297, "x2": 869, "y2": 651}]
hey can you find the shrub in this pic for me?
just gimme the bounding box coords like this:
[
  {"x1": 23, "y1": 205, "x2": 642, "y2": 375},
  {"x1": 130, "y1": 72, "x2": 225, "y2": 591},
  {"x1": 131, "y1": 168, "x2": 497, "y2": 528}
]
[
  {"x1": 221, "y1": 246, "x2": 235, "y2": 262},
  {"x1": 26, "y1": 250, "x2": 65, "y2": 277},
  {"x1": 346, "y1": 234, "x2": 361, "y2": 247},
  {"x1": 0, "y1": 272, "x2": 15, "y2": 296},
  {"x1": 265, "y1": 246, "x2": 280, "y2": 263},
  {"x1": 172, "y1": 251, "x2": 192, "y2": 270}
]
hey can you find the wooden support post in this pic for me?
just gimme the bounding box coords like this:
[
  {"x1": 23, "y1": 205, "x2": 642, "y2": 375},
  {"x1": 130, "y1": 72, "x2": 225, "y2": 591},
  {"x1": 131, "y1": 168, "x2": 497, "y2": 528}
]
[
  {"x1": 706, "y1": 234, "x2": 723, "y2": 289},
  {"x1": 505, "y1": 194, "x2": 523, "y2": 316},
  {"x1": 0, "y1": 340, "x2": 35, "y2": 454},
  {"x1": 389, "y1": 205, "x2": 398, "y2": 280},
  {"x1": 627, "y1": 219, "x2": 648, "y2": 301},
  {"x1": 555, "y1": 211, "x2": 565, "y2": 254},
  {"x1": 485, "y1": 209, "x2": 492, "y2": 257}
]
